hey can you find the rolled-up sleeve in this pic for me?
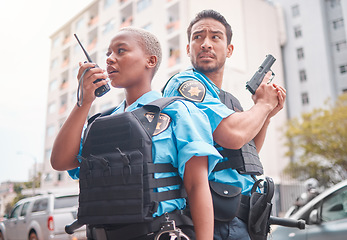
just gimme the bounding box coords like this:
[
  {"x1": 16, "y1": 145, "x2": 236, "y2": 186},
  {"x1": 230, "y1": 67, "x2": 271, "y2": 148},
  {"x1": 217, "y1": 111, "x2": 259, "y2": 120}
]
[
  {"x1": 67, "y1": 167, "x2": 80, "y2": 180},
  {"x1": 177, "y1": 141, "x2": 221, "y2": 178},
  {"x1": 167, "y1": 100, "x2": 222, "y2": 179}
]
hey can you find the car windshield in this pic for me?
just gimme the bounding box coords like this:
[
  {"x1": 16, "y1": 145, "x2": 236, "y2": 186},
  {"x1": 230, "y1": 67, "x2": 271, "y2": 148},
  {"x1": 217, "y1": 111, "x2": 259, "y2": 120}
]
[{"x1": 54, "y1": 195, "x2": 78, "y2": 209}]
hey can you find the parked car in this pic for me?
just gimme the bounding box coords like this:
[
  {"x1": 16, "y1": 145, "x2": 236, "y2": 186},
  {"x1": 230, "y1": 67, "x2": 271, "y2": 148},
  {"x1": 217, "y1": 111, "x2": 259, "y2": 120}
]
[
  {"x1": 0, "y1": 193, "x2": 86, "y2": 240},
  {"x1": 270, "y1": 179, "x2": 347, "y2": 240}
]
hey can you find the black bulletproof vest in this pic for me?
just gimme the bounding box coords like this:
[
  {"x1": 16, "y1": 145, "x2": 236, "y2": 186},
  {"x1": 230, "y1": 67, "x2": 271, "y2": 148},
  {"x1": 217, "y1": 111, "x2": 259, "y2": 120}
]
[
  {"x1": 214, "y1": 89, "x2": 264, "y2": 176},
  {"x1": 77, "y1": 97, "x2": 186, "y2": 225}
]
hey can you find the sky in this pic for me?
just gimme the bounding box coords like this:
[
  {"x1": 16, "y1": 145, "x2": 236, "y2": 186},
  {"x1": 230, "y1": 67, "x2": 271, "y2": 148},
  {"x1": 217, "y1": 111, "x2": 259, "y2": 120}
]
[{"x1": 0, "y1": 0, "x2": 93, "y2": 183}]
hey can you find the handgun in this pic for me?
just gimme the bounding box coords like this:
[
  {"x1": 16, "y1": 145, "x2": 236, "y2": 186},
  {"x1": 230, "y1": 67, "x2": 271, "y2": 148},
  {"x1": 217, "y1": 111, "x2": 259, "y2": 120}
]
[
  {"x1": 74, "y1": 34, "x2": 110, "y2": 97},
  {"x1": 246, "y1": 54, "x2": 276, "y2": 95}
]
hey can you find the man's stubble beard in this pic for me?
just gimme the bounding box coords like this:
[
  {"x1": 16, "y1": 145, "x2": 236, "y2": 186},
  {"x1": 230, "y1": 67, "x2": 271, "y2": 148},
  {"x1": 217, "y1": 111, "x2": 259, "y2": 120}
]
[
  {"x1": 192, "y1": 59, "x2": 220, "y2": 74},
  {"x1": 192, "y1": 59, "x2": 226, "y2": 75}
]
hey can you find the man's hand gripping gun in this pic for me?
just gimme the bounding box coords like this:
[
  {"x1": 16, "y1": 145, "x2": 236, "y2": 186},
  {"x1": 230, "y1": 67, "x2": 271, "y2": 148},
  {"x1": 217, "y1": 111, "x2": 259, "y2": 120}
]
[{"x1": 246, "y1": 54, "x2": 276, "y2": 95}]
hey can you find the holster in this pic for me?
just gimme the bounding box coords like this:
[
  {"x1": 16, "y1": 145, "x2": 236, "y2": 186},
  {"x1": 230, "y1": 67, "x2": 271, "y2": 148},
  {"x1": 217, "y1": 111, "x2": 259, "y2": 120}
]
[{"x1": 248, "y1": 177, "x2": 274, "y2": 240}]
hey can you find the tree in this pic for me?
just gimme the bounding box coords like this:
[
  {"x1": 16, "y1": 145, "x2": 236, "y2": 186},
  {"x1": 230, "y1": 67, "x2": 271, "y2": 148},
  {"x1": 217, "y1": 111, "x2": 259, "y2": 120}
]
[{"x1": 284, "y1": 93, "x2": 347, "y2": 187}]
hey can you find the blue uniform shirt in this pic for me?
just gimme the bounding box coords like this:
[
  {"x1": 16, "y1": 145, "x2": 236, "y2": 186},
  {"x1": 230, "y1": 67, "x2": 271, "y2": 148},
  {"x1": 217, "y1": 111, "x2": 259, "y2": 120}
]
[
  {"x1": 162, "y1": 68, "x2": 256, "y2": 196},
  {"x1": 68, "y1": 91, "x2": 221, "y2": 217}
]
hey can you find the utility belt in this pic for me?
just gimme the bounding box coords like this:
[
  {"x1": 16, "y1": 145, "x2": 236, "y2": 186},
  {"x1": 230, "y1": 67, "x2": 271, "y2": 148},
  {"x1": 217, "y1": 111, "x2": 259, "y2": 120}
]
[
  {"x1": 86, "y1": 210, "x2": 193, "y2": 240},
  {"x1": 210, "y1": 177, "x2": 275, "y2": 240}
]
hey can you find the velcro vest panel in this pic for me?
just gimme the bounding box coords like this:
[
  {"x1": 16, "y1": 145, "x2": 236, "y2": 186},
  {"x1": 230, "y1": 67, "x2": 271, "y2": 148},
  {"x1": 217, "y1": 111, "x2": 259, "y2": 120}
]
[
  {"x1": 214, "y1": 89, "x2": 263, "y2": 176},
  {"x1": 78, "y1": 97, "x2": 186, "y2": 225}
]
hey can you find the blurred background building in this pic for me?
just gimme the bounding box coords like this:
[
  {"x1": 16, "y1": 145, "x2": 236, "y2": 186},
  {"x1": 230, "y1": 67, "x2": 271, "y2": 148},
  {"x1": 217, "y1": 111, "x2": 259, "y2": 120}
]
[
  {"x1": 30, "y1": 0, "x2": 346, "y2": 215},
  {"x1": 275, "y1": 0, "x2": 347, "y2": 119}
]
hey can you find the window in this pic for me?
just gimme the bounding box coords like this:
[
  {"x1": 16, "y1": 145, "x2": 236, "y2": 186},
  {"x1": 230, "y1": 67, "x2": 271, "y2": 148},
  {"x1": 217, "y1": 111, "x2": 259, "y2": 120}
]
[
  {"x1": 292, "y1": 5, "x2": 300, "y2": 17},
  {"x1": 321, "y1": 186, "x2": 347, "y2": 222},
  {"x1": 61, "y1": 55, "x2": 69, "y2": 67},
  {"x1": 72, "y1": 67, "x2": 79, "y2": 79},
  {"x1": 297, "y1": 48, "x2": 304, "y2": 60},
  {"x1": 63, "y1": 34, "x2": 71, "y2": 45},
  {"x1": 333, "y1": 18, "x2": 344, "y2": 29},
  {"x1": 48, "y1": 102, "x2": 57, "y2": 114},
  {"x1": 299, "y1": 69, "x2": 307, "y2": 82},
  {"x1": 73, "y1": 43, "x2": 81, "y2": 54},
  {"x1": 51, "y1": 58, "x2": 58, "y2": 69},
  {"x1": 104, "y1": 0, "x2": 115, "y2": 8},
  {"x1": 47, "y1": 125, "x2": 55, "y2": 137},
  {"x1": 32, "y1": 199, "x2": 48, "y2": 212},
  {"x1": 336, "y1": 40, "x2": 347, "y2": 51},
  {"x1": 137, "y1": 0, "x2": 151, "y2": 12},
  {"x1": 10, "y1": 205, "x2": 22, "y2": 218},
  {"x1": 60, "y1": 94, "x2": 68, "y2": 114},
  {"x1": 339, "y1": 64, "x2": 347, "y2": 74},
  {"x1": 88, "y1": 15, "x2": 99, "y2": 27},
  {"x1": 54, "y1": 196, "x2": 79, "y2": 209},
  {"x1": 142, "y1": 23, "x2": 152, "y2": 31},
  {"x1": 20, "y1": 202, "x2": 30, "y2": 217},
  {"x1": 58, "y1": 172, "x2": 63, "y2": 181},
  {"x1": 75, "y1": 18, "x2": 85, "y2": 31},
  {"x1": 44, "y1": 173, "x2": 53, "y2": 182},
  {"x1": 294, "y1": 26, "x2": 302, "y2": 38},
  {"x1": 329, "y1": 0, "x2": 341, "y2": 8},
  {"x1": 71, "y1": 90, "x2": 76, "y2": 103},
  {"x1": 301, "y1": 92, "x2": 309, "y2": 105},
  {"x1": 60, "y1": 77, "x2": 69, "y2": 90},
  {"x1": 45, "y1": 148, "x2": 52, "y2": 162},
  {"x1": 49, "y1": 79, "x2": 58, "y2": 92},
  {"x1": 52, "y1": 36, "x2": 60, "y2": 48},
  {"x1": 102, "y1": 19, "x2": 115, "y2": 34}
]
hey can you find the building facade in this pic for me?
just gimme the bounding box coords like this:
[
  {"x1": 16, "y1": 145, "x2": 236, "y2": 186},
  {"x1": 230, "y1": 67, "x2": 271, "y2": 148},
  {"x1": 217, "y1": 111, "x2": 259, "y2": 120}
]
[{"x1": 275, "y1": 0, "x2": 347, "y2": 119}]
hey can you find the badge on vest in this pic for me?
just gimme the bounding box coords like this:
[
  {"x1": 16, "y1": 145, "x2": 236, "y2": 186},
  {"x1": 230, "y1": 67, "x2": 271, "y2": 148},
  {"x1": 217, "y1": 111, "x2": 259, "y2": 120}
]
[
  {"x1": 178, "y1": 80, "x2": 206, "y2": 102},
  {"x1": 145, "y1": 112, "x2": 171, "y2": 135}
]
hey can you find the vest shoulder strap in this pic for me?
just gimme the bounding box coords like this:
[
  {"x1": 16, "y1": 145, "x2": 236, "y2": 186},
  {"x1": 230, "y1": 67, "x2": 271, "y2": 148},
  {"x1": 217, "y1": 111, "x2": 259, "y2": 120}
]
[
  {"x1": 87, "y1": 96, "x2": 185, "y2": 137},
  {"x1": 218, "y1": 88, "x2": 244, "y2": 112}
]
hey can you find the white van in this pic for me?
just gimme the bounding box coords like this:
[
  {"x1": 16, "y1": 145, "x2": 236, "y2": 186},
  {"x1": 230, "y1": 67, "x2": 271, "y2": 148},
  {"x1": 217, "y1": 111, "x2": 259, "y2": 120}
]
[{"x1": 0, "y1": 194, "x2": 86, "y2": 240}]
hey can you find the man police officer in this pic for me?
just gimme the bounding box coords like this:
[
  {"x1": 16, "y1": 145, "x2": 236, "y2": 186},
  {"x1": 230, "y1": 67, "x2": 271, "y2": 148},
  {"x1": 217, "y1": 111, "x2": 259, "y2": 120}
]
[{"x1": 162, "y1": 10, "x2": 286, "y2": 240}]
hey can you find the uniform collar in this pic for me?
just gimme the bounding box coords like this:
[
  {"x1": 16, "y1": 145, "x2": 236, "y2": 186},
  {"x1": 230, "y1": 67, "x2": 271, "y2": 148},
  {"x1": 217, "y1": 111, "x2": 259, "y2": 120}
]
[
  {"x1": 189, "y1": 67, "x2": 221, "y2": 94},
  {"x1": 115, "y1": 91, "x2": 161, "y2": 113}
]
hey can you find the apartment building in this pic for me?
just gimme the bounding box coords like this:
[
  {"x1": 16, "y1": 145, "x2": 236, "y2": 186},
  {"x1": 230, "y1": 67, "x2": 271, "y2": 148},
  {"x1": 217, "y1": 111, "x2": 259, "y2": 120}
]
[
  {"x1": 274, "y1": 0, "x2": 347, "y2": 119},
  {"x1": 41, "y1": 0, "x2": 288, "y2": 195}
]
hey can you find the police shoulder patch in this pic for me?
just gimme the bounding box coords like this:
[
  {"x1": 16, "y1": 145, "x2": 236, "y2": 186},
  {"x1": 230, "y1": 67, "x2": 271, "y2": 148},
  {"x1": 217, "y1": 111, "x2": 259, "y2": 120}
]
[
  {"x1": 144, "y1": 112, "x2": 171, "y2": 136},
  {"x1": 178, "y1": 80, "x2": 206, "y2": 102}
]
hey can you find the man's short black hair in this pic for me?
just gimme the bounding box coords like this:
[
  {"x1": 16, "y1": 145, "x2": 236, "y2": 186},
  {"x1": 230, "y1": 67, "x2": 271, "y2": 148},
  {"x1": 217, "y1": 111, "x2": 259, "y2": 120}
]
[{"x1": 187, "y1": 9, "x2": 233, "y2": 45}]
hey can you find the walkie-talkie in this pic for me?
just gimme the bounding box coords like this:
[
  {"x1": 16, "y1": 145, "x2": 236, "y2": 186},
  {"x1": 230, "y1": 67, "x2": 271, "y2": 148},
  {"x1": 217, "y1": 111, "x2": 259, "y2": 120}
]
[{"x1": 74, "y1": 34, "x2": 110, "y2": 97}]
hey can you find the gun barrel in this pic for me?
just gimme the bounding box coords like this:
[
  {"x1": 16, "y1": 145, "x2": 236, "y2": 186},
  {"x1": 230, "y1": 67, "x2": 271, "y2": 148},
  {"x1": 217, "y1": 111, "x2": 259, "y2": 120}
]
[{"x1": 262, "y1": 54, "x2": 276, "y2": 69}]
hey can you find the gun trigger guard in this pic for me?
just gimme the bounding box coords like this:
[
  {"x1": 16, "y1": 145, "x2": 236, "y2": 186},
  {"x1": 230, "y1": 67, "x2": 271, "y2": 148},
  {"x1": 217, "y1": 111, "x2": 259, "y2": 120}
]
[{"x1": 267, "y1": 72, "x2": 275, "y2": 84}]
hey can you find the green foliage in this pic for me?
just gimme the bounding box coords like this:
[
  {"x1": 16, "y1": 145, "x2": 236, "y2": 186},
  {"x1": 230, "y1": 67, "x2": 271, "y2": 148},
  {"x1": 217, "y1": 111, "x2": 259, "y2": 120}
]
[
  {"x1": 13, "y1": 183, "x2": 23, "y2": 194},
  {"x1": 4, "y1": 194, "x2": 28, "y2": 216},
  {"x1": 284, "y1": 93, "x2": 347, "y2": 186},
  {"x1": 11, "y1": 194, "x2": 27, "y2": 206}
]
